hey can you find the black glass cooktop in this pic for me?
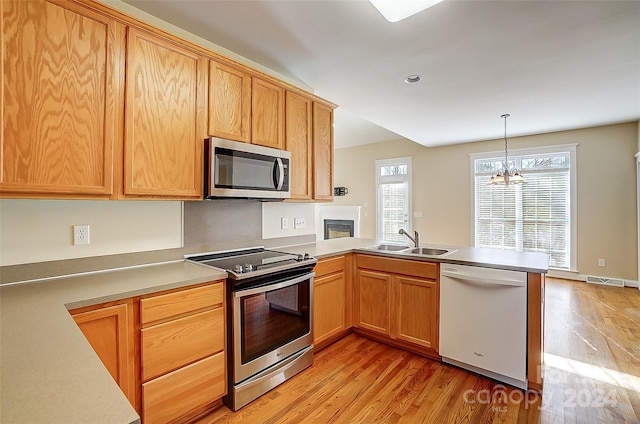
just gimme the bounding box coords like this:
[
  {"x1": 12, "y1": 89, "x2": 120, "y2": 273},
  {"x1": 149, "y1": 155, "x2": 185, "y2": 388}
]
[{"x1": 187, "y1": 247, "x2": 315, "y2": 280}]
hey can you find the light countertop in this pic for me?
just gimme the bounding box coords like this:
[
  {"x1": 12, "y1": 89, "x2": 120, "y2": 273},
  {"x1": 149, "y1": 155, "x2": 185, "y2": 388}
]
[
  {"x1": 278, "y1": 238, "x2": 549, "y2": 273},
  {"x1": 0, "y1": 238, "x2": 547, "y2": 424},
  {"x1": 0, "y1": 260, "x2": 226, "y2": 424}
]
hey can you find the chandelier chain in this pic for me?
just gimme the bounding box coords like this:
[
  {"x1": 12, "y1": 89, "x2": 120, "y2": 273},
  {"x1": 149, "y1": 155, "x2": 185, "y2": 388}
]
[{"x1": 501, "y1": 113, "x2": 510, "y2": 168}]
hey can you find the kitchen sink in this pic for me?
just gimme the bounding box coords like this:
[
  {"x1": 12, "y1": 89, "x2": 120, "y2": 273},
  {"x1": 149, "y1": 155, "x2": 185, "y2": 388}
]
[
  {"x1": 369, "y1": 244, "x2": 411, "y2": 251},
  {"x1": 406, "y1": 247, "x2": 455, "y2": 256},
  {"x1": 364, "y1": 244, "x2": 456, "y2": 257},
  {"x1": 400, "y1": 247, "x2": 458, "y2": 256}
]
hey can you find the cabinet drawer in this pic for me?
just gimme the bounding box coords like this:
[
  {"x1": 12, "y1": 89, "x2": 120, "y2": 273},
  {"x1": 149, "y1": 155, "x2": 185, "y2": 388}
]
[
  {"x1": 142, "y1": 351, "x2": 226, "y2": 424},
  {"x1": 356, "y1": 254, "x2": 438, "y2": 280},
  {"x1": 142, "y1": 307, "x2": 224, "y2": 381},
  {"x1": 314, "y1": 255, "x2": 346, "y2": 277},
  {"x1": 141, "y1": 282, "x2": 224, "y2": 325}
]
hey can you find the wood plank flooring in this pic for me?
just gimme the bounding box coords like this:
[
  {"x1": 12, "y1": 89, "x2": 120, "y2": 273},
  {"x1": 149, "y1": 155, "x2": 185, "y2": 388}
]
[{"x1": 197, "y1": 278, "x2": 640, "y2": 423}]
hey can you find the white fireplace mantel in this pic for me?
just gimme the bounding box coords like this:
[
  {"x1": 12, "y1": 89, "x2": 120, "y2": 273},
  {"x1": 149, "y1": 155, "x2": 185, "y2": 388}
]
[{"x1": 315, "y1": 205, "x2": 361, "y2": 240}]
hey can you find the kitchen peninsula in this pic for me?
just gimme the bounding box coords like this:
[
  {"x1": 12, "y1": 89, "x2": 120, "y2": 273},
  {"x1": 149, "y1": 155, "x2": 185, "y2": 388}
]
[{"x1": 0, "y1": 237, "x2": 547, "y2": 424}]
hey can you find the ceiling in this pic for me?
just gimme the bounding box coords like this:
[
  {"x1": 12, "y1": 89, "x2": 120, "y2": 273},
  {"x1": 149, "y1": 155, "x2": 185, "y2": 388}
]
[{"x1": 122, "y1": 0, "x2": 640, "y2": 149}]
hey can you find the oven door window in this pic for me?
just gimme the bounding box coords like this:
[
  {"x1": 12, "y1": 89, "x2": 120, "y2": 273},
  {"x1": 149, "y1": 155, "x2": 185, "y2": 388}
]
[{"x1": 240, "y1": 280, "x2": 310, "y2": 364}]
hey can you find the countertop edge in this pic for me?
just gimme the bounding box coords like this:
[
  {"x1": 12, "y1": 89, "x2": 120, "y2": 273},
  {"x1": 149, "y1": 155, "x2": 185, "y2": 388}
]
[
  {"x1": 351, "y1": 249, "x2": 549, "y2": 274},
  {"x1": 277, "y1": 238, "x2": 550, "y2": 274}
]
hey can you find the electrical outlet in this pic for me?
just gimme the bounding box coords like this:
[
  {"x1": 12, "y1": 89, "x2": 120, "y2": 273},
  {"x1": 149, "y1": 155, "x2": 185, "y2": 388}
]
[
  {"x1": 281, "y1": 217, "x2": 289, "y2": 230},
  {"x1": 73, "y1": 225, "x2": 90, "y2": 245},
  {"x1": 294, "y1": 217, "x2": 306, "y2": 229},
  {"x1": 598, "y1": 258, "x2": 605, "y2": 267}
]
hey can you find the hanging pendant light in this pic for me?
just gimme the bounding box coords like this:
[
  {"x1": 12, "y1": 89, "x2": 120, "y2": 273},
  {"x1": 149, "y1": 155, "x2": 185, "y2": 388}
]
[{"x1": 488, "y1": 113, "x2": 526, "y2": 185}]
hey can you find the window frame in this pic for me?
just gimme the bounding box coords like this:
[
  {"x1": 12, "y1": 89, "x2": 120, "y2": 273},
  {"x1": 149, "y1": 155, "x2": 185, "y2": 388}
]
[
  {"x1": 375, "y1": 157, "x2": 412, "y2": 243},
  {"x1": 469, "y1": 144, "x2": 577, "y2": 271}
]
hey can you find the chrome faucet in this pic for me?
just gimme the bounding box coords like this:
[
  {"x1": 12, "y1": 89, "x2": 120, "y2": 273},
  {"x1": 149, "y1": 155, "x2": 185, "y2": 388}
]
[{"x1": 399, "y1": 229, "x2": 420, "y2": 248}]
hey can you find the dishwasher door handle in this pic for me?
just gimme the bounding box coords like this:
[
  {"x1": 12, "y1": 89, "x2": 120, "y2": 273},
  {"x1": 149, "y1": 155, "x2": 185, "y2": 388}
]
[{"x1": 441, "y1": 270, "x2": 525, "y2": 287}]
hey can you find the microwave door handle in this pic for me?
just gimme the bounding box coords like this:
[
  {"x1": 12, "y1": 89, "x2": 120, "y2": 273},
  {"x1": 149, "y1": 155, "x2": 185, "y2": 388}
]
[{"x1": 274, "y1": 158, "x2": 284, "y2": 190}]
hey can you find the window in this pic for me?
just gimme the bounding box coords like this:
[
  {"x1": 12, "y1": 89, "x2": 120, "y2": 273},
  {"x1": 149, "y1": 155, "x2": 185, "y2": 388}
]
[
  {"x1": 376, "y1": 157, "x2": 412, "y2": 243},
  {"x1": 471, "y1": 145, "x2": 577, "y2": 270}
]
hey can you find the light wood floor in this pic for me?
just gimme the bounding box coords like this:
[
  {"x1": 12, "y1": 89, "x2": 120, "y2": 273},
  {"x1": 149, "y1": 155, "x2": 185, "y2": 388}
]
[{"x1": 198, "y1": 278, "x2": 640, "y2": 423}]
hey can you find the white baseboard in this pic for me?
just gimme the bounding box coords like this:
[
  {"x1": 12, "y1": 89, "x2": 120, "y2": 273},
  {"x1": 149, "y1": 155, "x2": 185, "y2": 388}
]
[{"x1": 547, "y1": 270, "x2": 639, "y2": 288}]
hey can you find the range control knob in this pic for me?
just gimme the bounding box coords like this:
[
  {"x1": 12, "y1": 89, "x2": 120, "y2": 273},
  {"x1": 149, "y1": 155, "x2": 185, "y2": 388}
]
[
  {"x1": 297, "y1": 254, "x2": 304, "y2": 262},
  {"x1": 244, "y1": 263, "x2": 253, "y2": 272},
  {"x1": 304, "y1": 253, "x2": 310, "y2": 260},
  {"x1": 234, "y1": 264, "x2": 244, "y2": 273}
]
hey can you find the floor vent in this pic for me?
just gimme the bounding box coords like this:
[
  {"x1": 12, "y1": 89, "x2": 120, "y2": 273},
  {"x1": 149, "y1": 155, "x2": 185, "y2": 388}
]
[{"x1": 586, "y1": 275, "x2": 625, "y2": 287}]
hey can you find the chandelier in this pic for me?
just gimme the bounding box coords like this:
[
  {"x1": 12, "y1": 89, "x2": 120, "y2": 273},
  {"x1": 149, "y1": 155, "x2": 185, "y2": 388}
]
[{"x1": 488, "y1": 114, "x2": 526, "y2": 185}]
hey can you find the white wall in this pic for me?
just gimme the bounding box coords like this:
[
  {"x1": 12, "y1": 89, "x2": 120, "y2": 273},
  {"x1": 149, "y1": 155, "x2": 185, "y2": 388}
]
[
  {"x1": 334, "y1": 122, "x2": 639, "y2": 281},
  {"x1": 261, "y1": 202, "x2": 316, "y2": 240},
  {"x1": 0, "y1": 200, "x2": 182, "y2": 266}
]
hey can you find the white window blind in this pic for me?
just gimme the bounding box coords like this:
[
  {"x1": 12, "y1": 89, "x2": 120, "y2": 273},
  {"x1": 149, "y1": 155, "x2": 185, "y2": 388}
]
[{"x1": 472, "y1": 146, "x2": 576, "y2": 270}]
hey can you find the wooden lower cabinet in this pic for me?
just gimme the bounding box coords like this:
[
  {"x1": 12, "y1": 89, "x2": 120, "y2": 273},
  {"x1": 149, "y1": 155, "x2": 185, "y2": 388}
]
[
  {"x1": 355, "y1": 254, "x2": 439, "y2": 356},
  {"x1": 142, "y1": 352, "x2": 226, "y2": 424},
  {"x1": 70, "y1": 280, "x2": 226, "y2": 423},
  {"x1": 70, "y1": 299, "x2": 136, "y2": 407},
  {"x1": 141, "y1": 308, "x2": 224, "y2": 381},
  {"x1": 355, "y1": 269, "x2": 392, "y2": 336},
  {"x1": 395, "y1": 276, "x2": 438, "y2": 350},
  {"x1": 140, "y1": 281, "x2": 226, "y2": 423},
  {"x1": 313, "y1": 254, "x2": 352, "y2": 348}
]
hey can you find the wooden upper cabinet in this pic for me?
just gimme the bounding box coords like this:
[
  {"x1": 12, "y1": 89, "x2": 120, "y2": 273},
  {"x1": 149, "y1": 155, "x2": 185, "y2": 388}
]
[
  {"x1": 252, "y1": 78, "x2": 284, "y2": 149},
  {"x1": 0, "y1": 0, "x2": 124, "y2": 197},
  {"x1": 313, "y1": 102, "x2": 334, "y2": 201},
  {"x1": 285, "y1": 91, "x2": 313, "y2": 200},
  {"x1": 208, "y1": 61, "x2": 251, "y2": 142},
  {"x1": 124, "y1": 28, "x2": 205, "y2": 198}
]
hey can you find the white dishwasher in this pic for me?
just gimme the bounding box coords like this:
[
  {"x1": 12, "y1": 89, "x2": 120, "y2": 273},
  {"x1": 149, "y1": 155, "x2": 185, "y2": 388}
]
[{"x1": 439, "y1": 263, "x2": 527, "y2": 389}]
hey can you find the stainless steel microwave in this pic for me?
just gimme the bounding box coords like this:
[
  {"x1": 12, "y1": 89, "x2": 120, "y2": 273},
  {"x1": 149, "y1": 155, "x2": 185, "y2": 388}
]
[{"x1": 205, "y1": 137, "x2": 291, "y2": 200}]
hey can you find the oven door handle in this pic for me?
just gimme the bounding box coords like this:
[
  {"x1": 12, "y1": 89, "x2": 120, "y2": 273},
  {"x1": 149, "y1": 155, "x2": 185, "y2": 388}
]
[{"x1": 234, "y1": 272, "x2": 315, "y2": 297}]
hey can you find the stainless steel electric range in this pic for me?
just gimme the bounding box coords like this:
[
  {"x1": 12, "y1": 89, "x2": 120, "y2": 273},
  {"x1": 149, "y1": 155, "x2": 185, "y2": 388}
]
[{"x1": 187, "y1": 247, "x2": 316, "y2": 410}]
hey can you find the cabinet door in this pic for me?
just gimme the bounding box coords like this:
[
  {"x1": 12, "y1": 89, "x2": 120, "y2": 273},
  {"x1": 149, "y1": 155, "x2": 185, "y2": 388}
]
[
  {"x1": 208, "y1": 61, "x2": 251, "y2": 142},
  {"x1": 314, "y1": 271, "x2": 346, "y2": 346},
  {"x1": 394, "y1": 276, "x2": 438, "y2": 350},
  {"x1": 285, "y1": 91, "x2": 312, "y2": 200},
  {"x1": 252, "y1": 78, "x2": 284, "y2": 149},
  {"x1": 356, "y1": 269, "x2": 392, "y2": 336},
  {"x1": 1, "y1": 0, "x2": 123, "y2": 197},
  {"x1": 71, "y1": 300, "x2": 135, "y2": 406},
  {"x1": 312, "y1": 102, "x2": 334, "y2": 200},
  {"x1": 124, "y1": 28, "x2": 205, "y2": 198}
]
